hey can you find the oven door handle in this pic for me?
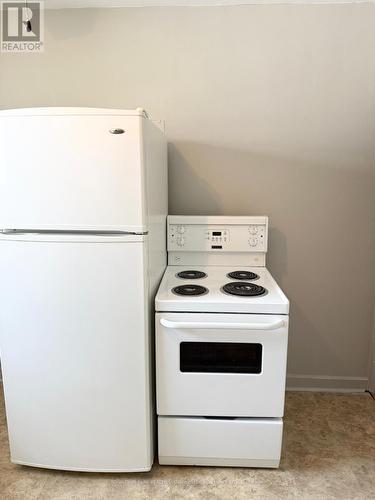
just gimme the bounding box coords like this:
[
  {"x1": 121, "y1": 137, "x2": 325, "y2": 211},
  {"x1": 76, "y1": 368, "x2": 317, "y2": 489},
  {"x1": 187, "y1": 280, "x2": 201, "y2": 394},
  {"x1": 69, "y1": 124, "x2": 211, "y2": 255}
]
[{"x1": 159, "y1": 318, "x2": 285, "y2": 331}]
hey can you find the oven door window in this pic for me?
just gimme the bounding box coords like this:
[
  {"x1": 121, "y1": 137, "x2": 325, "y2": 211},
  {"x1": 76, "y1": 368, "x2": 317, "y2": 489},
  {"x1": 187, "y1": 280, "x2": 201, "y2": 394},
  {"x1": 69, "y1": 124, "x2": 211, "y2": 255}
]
[{"x1": 180, "y1": 342, "x2": 262, "y2": 374}]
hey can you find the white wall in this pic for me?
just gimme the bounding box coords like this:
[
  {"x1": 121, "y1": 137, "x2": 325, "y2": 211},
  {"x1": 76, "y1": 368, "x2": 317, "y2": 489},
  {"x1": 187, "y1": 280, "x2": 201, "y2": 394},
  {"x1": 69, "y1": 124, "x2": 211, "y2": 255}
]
[{"x1": 1, "y1": 4, "x2": 375, "y2": 390}]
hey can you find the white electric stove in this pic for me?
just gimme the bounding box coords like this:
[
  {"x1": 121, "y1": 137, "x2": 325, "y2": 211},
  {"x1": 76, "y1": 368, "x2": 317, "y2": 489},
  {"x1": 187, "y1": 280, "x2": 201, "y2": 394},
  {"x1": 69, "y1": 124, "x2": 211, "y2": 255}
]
[{"x1": 155, "y1": 216, "x2": 289, "y2": 468}]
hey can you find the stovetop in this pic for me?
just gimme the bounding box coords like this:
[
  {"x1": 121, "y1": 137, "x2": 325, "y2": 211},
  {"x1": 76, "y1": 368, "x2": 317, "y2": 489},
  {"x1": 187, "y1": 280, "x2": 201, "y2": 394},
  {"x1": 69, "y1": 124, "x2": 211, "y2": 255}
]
[{"x1": 155, "y1": 266, "x2": 289, "y2": 314}]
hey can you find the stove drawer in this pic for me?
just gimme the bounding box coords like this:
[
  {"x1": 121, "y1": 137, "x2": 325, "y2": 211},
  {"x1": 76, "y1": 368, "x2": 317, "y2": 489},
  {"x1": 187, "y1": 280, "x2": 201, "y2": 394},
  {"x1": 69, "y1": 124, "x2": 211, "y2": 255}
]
[
  {"x1": 158, "y1": 416, "x2": 283, "y2": 468},
  {"x1": 156, "y1": 313, "x2": 288, "y2": 417}
]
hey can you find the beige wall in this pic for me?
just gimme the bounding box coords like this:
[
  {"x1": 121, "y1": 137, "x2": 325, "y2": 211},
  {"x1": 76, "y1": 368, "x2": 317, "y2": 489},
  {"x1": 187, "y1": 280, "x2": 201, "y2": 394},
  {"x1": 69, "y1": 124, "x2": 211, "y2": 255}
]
[{"x1": 1, "y1": 5, "x2": 375, "y2": 389}]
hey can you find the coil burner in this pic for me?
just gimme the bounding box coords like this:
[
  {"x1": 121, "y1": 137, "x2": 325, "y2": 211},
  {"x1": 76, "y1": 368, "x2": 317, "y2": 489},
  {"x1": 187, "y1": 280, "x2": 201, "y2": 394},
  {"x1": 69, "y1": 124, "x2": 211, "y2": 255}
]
[
  {"x1": 227, "y1": 271, "x2": 259, "y2": 281},
  {"x1": 222, "y1": 282, "x2": 266, "y2": 297},
  {"x1": 177, "y1": 270, "x2": 207, "y2": 280},
  {"x1": 172, "y1": 284, "x2": 208, "y2": 296}
]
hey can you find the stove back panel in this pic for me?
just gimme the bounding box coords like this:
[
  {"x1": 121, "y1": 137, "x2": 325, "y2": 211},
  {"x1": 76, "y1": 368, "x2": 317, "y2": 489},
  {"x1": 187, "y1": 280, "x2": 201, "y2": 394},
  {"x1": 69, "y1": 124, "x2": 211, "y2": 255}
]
[{"x1": 167, "y1": 215, "x2": 268, "y2": 267}]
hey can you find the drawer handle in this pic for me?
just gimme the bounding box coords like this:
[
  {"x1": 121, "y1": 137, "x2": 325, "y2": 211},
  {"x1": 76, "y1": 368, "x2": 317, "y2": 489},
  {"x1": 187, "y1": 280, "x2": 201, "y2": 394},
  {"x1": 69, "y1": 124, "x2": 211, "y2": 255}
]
[{"x1": 160, "y1": 318, "x2": 285, "y2": 331}]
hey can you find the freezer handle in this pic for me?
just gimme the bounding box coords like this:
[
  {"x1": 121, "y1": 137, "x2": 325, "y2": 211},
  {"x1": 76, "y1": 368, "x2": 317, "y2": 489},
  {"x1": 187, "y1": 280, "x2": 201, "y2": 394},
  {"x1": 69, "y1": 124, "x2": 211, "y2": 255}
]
[{"x1": 159, "y1": 318, "x2": 285, "y2": 331}]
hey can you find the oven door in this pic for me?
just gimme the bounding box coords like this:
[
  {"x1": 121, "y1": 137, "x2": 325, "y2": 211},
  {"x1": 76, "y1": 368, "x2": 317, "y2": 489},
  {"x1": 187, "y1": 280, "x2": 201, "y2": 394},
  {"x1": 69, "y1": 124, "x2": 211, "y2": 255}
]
[{"x1": 156, "y1": 312, "x2": 288, "y2": 418}]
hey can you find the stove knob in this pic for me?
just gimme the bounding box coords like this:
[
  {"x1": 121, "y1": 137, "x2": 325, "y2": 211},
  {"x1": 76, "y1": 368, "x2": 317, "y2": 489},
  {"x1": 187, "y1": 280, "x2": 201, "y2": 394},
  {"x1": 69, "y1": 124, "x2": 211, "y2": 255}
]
[
  {"x1": 249, "y1": 225, "x2": 258, "y2": 235},
  {"x1": 177, "y1": 226, "x2": 185, "y2": 234},
  {"x1": 249, "y1": 237, "x2": 258, "y2": 247},
  {"x1": 177, "y1": 236, "x2": 185, "y2": 246}
]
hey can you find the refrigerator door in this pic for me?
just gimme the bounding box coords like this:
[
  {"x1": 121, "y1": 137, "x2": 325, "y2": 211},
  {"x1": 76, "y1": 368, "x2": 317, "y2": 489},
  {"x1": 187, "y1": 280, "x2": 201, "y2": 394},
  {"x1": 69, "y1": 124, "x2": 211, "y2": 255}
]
[
  {"x1": 0, "y1": 233, "x2": 153, "y2": 472},
  {"x1": 0, "y1": 109, "x2": 147, "y2": 233}
]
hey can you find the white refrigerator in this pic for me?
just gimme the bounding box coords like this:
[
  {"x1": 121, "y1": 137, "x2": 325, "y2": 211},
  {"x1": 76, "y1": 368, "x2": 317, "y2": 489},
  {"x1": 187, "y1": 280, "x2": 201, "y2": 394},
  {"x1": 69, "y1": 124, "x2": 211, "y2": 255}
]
[{"x1": 0, "y1": 107, "x2": 168, "y2": 472}]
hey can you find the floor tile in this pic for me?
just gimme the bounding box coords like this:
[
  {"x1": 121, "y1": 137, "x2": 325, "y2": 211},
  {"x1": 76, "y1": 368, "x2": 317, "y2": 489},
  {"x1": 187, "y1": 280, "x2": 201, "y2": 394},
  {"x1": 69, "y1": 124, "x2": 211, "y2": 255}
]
[{"x1": 0, "y1": 387, "x2": 374, "y2": 500}]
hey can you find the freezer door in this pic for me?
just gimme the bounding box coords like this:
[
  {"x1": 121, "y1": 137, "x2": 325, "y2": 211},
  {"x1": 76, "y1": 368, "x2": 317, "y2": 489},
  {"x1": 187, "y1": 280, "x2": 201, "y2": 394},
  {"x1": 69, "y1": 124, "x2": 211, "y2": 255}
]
[
  {"x1": 0, "y1": 234, "x2": 153, "y2": 472},
  {"x1": 0, "y1": 113, "x2": 147, "y2": 232}
]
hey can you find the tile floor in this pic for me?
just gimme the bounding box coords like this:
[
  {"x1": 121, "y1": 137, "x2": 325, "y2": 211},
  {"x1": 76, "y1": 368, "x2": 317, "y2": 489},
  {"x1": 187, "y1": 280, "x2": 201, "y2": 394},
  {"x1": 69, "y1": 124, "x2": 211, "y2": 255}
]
[{"x1": 0, "y1": 390, "x2": 374, "y2": 499}]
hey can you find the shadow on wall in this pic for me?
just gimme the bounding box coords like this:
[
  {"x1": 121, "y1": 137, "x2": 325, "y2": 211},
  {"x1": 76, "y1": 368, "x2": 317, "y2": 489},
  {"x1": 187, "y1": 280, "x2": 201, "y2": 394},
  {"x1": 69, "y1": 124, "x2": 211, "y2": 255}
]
[
  {"x1": 168, "y1": 143, "x2": 223, "y2": 216},
  {"x1": 46, "y1": 8, "x2": 99, "y2": 41},
  {"x1": 167, "y1": 140, "x2": 375, "y2": 378},
  {"x1": 168, "y1": 141, "x2": 289, "y2": 276}
]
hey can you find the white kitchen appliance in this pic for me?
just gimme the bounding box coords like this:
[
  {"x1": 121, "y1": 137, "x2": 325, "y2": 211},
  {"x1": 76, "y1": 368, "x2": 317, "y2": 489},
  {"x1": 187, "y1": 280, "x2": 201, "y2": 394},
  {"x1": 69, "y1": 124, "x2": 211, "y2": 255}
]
[
  {"x1": 0, "y1": 107, "x2": 167, "y2": 472},
  {"x1": 155, "y1": 216, "x2": 289, "y2": 468}
]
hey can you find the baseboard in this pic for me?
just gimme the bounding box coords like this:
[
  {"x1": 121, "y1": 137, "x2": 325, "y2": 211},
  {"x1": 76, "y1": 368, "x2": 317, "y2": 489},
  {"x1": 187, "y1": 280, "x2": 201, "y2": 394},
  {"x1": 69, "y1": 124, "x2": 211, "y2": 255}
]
[
  {"x1": 286, "y1": 374, "x2": 368, "y2": 393},
  {"x1": 368, "y1": 361, "x2": 375, "y2": 395}
]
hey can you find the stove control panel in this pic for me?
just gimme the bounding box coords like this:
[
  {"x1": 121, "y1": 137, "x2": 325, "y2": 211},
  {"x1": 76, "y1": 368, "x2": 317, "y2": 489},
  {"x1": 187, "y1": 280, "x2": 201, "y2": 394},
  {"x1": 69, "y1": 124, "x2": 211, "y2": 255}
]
[
  {"x1": 205, "y1": 228, "x2": 230, "y2": 246},
  {"x1": 168, "y1": 216, "x2": 268, "y2": 253}
]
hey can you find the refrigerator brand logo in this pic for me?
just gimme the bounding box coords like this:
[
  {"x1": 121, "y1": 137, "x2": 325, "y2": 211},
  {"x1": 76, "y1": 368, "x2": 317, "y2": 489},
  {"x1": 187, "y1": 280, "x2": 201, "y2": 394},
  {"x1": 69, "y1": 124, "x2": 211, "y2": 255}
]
[{"x1": 1, "y1": 1, "x2": 44, "y2": 52}]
